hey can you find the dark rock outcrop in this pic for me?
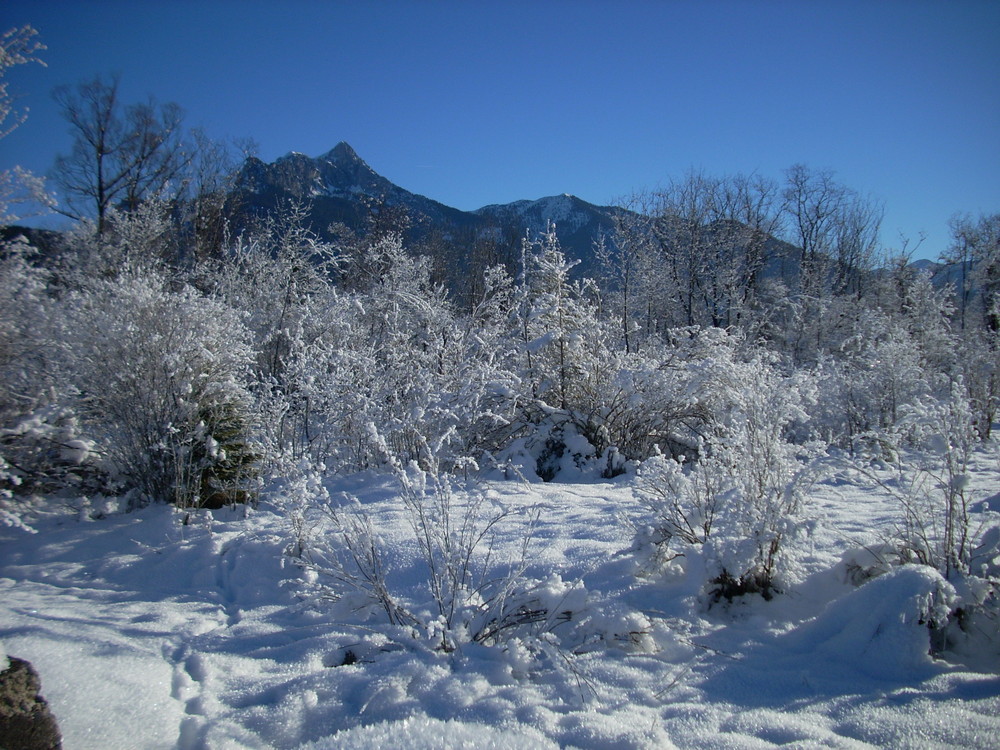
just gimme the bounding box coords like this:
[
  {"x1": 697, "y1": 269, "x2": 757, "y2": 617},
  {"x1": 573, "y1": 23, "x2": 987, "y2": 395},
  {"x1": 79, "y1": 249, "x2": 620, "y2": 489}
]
[{"x1": 0, "y1": 656, "x2": 61, "y2": 750}]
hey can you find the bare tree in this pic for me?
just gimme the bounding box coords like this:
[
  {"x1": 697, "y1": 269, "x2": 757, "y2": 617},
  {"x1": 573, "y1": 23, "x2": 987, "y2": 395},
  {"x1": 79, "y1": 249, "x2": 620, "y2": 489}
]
[
  {"x1": 944, "y1": 213, "x2": 1000, "y2": 332},
  {"x1": 51, "y1": 75, "x2": 191, "y2": 233},
  {"x1": 173, "y1": 131, "x2": 257, "y2": 262},
  {"x1": 652, "y1": 170, "x2": 720, "y2": 327},
  {"x1": 598, "y1": 207, "x2": 656, "y2": 352},
  {"x1": 832, "y1": 193, "x2": 883, "y2": 298},
  {"x1": 779, "y1": 165, "x2": 884, "y2": 363},
  {"x1": 782, "y1": 165, "x2": 844, "y2": 262},
  {"x1": 0, "y1": 25, "x2": 45, "y2": 138},
  {"x1": 606, "y1": 190, "x2": 679, "y2": 344},
  {"x1": 0, "y1": 25, "x2": 53, "y2": 224}
]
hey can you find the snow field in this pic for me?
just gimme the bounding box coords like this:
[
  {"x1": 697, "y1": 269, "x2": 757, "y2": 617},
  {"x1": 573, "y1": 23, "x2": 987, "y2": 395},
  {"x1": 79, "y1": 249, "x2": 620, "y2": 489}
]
[{"x1": 1, "y1": 456, "x2": 999, "y2": 749}]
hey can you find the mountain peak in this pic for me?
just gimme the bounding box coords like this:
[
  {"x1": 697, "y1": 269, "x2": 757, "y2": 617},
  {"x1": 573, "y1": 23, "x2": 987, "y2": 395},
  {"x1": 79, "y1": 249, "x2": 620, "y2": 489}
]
[
  {"x1": 321, "y1": 141, "x2": 361, "y2": 165},
  {"x1": 233, "y1": 144, "x2": 619, "y2": 276}
]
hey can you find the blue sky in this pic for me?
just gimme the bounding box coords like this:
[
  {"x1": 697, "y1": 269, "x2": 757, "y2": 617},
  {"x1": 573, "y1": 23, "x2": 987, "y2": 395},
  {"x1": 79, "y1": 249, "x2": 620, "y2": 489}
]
[{"x1": 2, "y1": 0, "x2": 998, "y2": 260}]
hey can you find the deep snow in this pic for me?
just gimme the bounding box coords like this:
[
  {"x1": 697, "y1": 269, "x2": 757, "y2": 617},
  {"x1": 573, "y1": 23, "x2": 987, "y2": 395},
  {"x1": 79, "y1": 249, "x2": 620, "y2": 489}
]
[{"x1": 2, "y1": 454, "x2": 999, "y2": 749}]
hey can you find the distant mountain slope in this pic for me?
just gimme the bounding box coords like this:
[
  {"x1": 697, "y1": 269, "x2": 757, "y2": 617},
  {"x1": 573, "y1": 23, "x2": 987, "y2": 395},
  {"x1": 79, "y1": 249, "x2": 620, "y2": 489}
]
[
  {"x1": 4, "y1": 142, "x2": 966, "y2": 305},
  {"x1": 233, "y1": 141, "x2": 477, "y2": 237},
  {"x1": 231, "y1": 142, "x2": 624, "y2": 270},
  {"x1": 228, "y1": 144, "x2": 978, "y2": 299},
  {"x1": 475, "y1": 193, "x2": 630, "y2": 272}
]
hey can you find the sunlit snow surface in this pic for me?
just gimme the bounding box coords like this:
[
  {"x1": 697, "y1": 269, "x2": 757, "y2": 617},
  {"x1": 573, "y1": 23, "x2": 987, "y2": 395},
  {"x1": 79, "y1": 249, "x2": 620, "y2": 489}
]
[{"x1": 2, "y1": 456, "x2": 999, "y2": 749}]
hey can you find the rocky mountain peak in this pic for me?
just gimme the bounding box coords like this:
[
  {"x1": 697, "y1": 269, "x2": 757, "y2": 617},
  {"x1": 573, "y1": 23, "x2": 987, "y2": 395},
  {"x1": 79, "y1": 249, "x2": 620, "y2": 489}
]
[
  {"x1": 321, "y1": 141, "x2": 362, "y2": 165},
  {"x1": 232, "y1": 142, "x2": 622, "y2": 274}
]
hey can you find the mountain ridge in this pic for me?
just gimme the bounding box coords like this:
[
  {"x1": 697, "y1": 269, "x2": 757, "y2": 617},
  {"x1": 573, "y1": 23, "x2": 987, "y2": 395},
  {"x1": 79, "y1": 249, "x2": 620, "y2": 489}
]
[{"x1": 232, "y1": 142, "x2": 622, "y2": 271}]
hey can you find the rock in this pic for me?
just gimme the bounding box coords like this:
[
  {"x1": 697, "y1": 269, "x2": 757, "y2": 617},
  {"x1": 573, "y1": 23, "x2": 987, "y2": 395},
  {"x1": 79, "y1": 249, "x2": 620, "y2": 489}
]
[{"x1": 0, "y1": 656, "x2": 61, "y2": 750}]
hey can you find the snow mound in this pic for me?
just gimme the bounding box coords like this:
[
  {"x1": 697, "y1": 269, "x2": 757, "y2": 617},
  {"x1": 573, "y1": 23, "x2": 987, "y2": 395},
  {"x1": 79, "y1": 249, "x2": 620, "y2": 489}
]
[{"x1": 788, "y1": 564, "x2": 956, "y2": 680}]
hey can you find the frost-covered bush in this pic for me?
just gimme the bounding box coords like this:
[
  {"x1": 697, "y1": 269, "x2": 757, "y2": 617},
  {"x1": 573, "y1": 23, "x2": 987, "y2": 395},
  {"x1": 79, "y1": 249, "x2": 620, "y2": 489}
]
[
  {"x1": 349, "y1": 236, "x2": 520, "y2": 470},
  {"x1": 634, "y1": 353, "x2": 822, "y2": 601},
  {"x1": 955, "y1": 327, "x2": 1000, "y2": 441},
  {"x1": 566, "y1": 329, "x2": 733, "y2": 468},
  {"x1": 508, "y1": 327, "x2": 754, "y2": 481},
  {"x1": 850, "y1": 384, "x2": 1000, "y2": 655},
  {"x1": 287, "y1": 433, "x2": 544, "y2": 650},
  {"x1": 0, "y1": 242, "x2": 100, "y2": 512},
  {"x1": 812, "y1": 312, "x2": 935, "y2": 450},
  {"x1": 513, "y1": 226, "x2": 600, "y2": 411},
  {"x1": 0, "y1": 405, "x2": 97, "y2": 495},
  {"x1": 506, "y1": 226, "x2": 633, "y2": 476},
  {"x1": 886, "y1": 385, "x2": 993, "y2": 577},
  {"x1": 198, "y1": 204, "x2": 341, "y2": 388},
  {"x1": 0, "y1": 241, "x2": 51, "y2": 414},
  {"x1": 281, "y1": 431, "x2": 643, "y2": 656},
  {"x1": 59, "y1": 269, "x2": 258, "y2": 507},
  {"x1": 215, "y1": 227, "x2": 522, "y2": 476},
  {"x1": 634, "y1": 446, "x2": 728, "y2": 555}
]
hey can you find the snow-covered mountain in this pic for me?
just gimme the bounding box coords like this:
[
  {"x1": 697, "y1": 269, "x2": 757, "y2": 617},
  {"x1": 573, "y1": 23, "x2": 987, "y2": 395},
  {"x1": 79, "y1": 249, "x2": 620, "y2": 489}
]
[
  {"x1": 234, "y1": 141, "x2": 477, "y2": 235},
  {"x1": 191, "y1": 142, "x2": 972, "y2": 295},
  {"x1": 475, "y1": 193, "x2": 630, "y2": 267},
  {"x1": 232, "y1": 142, "x2": 623, "y2": 270}
]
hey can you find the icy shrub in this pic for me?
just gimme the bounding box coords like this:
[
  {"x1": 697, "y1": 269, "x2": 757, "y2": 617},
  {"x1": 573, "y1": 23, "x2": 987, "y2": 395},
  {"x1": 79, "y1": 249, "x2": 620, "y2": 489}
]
[
  {"x1": 956, "y1": 328, "x2": 1000, "y2": 441},
  {"x1": 237, "y1": 229, "x2": 522, "y2": 477},
  {"x1": 634, "y1": 447, "x2": 727, "y2": 551},
  {"x1": 883, "y1": 386, "x2": 997, "y2": 578},
  {"x1": 812, "y1": 311, "x2": 935, "y2": 451},
  {"x1": 61, "y1": 270, "x2": 259, "y2": 508},
  {"x1": 0, "y1": 455, "x2": 34, "y2": 532},
  {"x1": 0, "y1": 245, "x2": 100, "y2": 504},
  {"x1": 283, "y1": 432, "x2": 636, "y2": 657},
  {"x1": 633, "y1": 354, "x2": 821, "y2": 601},
  {"x1": 0, "y1": 405, "x2": 103, "y2": 496},
  {"x1": 851, "y1": 384, "x2": 1000, "y2": 656},
  {"x1": 510, "y1": 328, "x2": 746, "y2": 482},
  {"x1": 290, "y1": 448, "x2": 544, "y2": 650},
  {"x1": 567, "y1": 338, "x2": 716, "y2": 469}
]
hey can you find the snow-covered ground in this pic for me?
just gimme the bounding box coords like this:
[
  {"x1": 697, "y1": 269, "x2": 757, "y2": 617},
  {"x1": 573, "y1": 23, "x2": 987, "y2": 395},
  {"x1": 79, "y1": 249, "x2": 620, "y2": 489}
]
[{"x1": 2, "y1": 454, "x2": 999, "y2": 749}]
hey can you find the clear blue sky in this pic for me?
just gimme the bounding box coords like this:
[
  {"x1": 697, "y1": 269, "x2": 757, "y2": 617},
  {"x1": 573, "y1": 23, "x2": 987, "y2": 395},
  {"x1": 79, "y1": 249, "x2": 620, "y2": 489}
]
[{"x1": 2, "y1": 0, "x2": 998, "y2": 260}]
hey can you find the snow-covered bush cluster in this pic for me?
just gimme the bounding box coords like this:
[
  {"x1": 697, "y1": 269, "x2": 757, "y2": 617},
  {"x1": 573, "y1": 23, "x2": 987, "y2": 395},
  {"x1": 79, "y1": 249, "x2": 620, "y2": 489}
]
[
  {"x1": 844, "y1": 383, "x2": 1000, "y2": 653},
  {"x1": 1, "y1": 168, "x2": 998, "y2": 673},
  {"x1": 633, "y1": 350, "x2": 822, "y2": 601}
]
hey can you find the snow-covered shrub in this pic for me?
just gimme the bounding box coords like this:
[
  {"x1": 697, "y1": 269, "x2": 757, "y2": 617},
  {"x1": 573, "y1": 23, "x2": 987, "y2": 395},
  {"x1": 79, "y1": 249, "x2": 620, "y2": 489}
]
[
  {"x1": 0, "y1": 454, "x2": 35, "y2": 532},
  {"x1": 349, "y1": 237, "x2": 520, "y2": 471},
  {"x1": 790, "y1": 564, "x2": 959, "y2": 680},
  {"x1": 222, "y1": 227, "x2": 522, "y2": 476},
  {"x1": 0, "y1": 240, "x2": 51, "y2": 411},
  {"x1": 59, "y1": 269, "x2": 259, "y2": 507},
  {"x1": 513, "y1": 226, "x2": 597, "y2": 410},
  {"x1": 851, "y1": 384, "x2": 1000, "y2": 655},
  {"x1": 888, "y1": 385, "x2": 990, "y2": 576},
  {"x1": 509, "y1": 327, "x2": 754, "y2": 481},
  {"x1": 281, "y1": 429, "x2": 633, "y2": 656},
  {"x1": 0, "y1": 242, "x2": 101, "y2": 509},
  {"x1": 198, "y1": 204, "x2": 342, "y2": 388},
  {"x1": 507, "y1": 225, "x2": 636, "y2": 476},
  {"x1": 809, "y1": 309, "x2": 939, "y2": 452},
  {"x1": 565, "y1": 332, "x2": 723, "y2": 470},
  {"x1": 0, "y1": 406, "x2": 99, "y2": 495},
  {"x1": 293, "y1": 431, "x2": 546, "y2": 650},
  {"x1": 633, "y1": 352, "x2": 822, "y2": 601},
  {"x1": 955, "y1": 327, "x2": 1000, "y2": 441},
  {"x1": 705, "y1": 360, "x2": 821, "y2": 600},
  {"x1": 634, "y1": 445, "x2": 729, "y2": 553}
]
